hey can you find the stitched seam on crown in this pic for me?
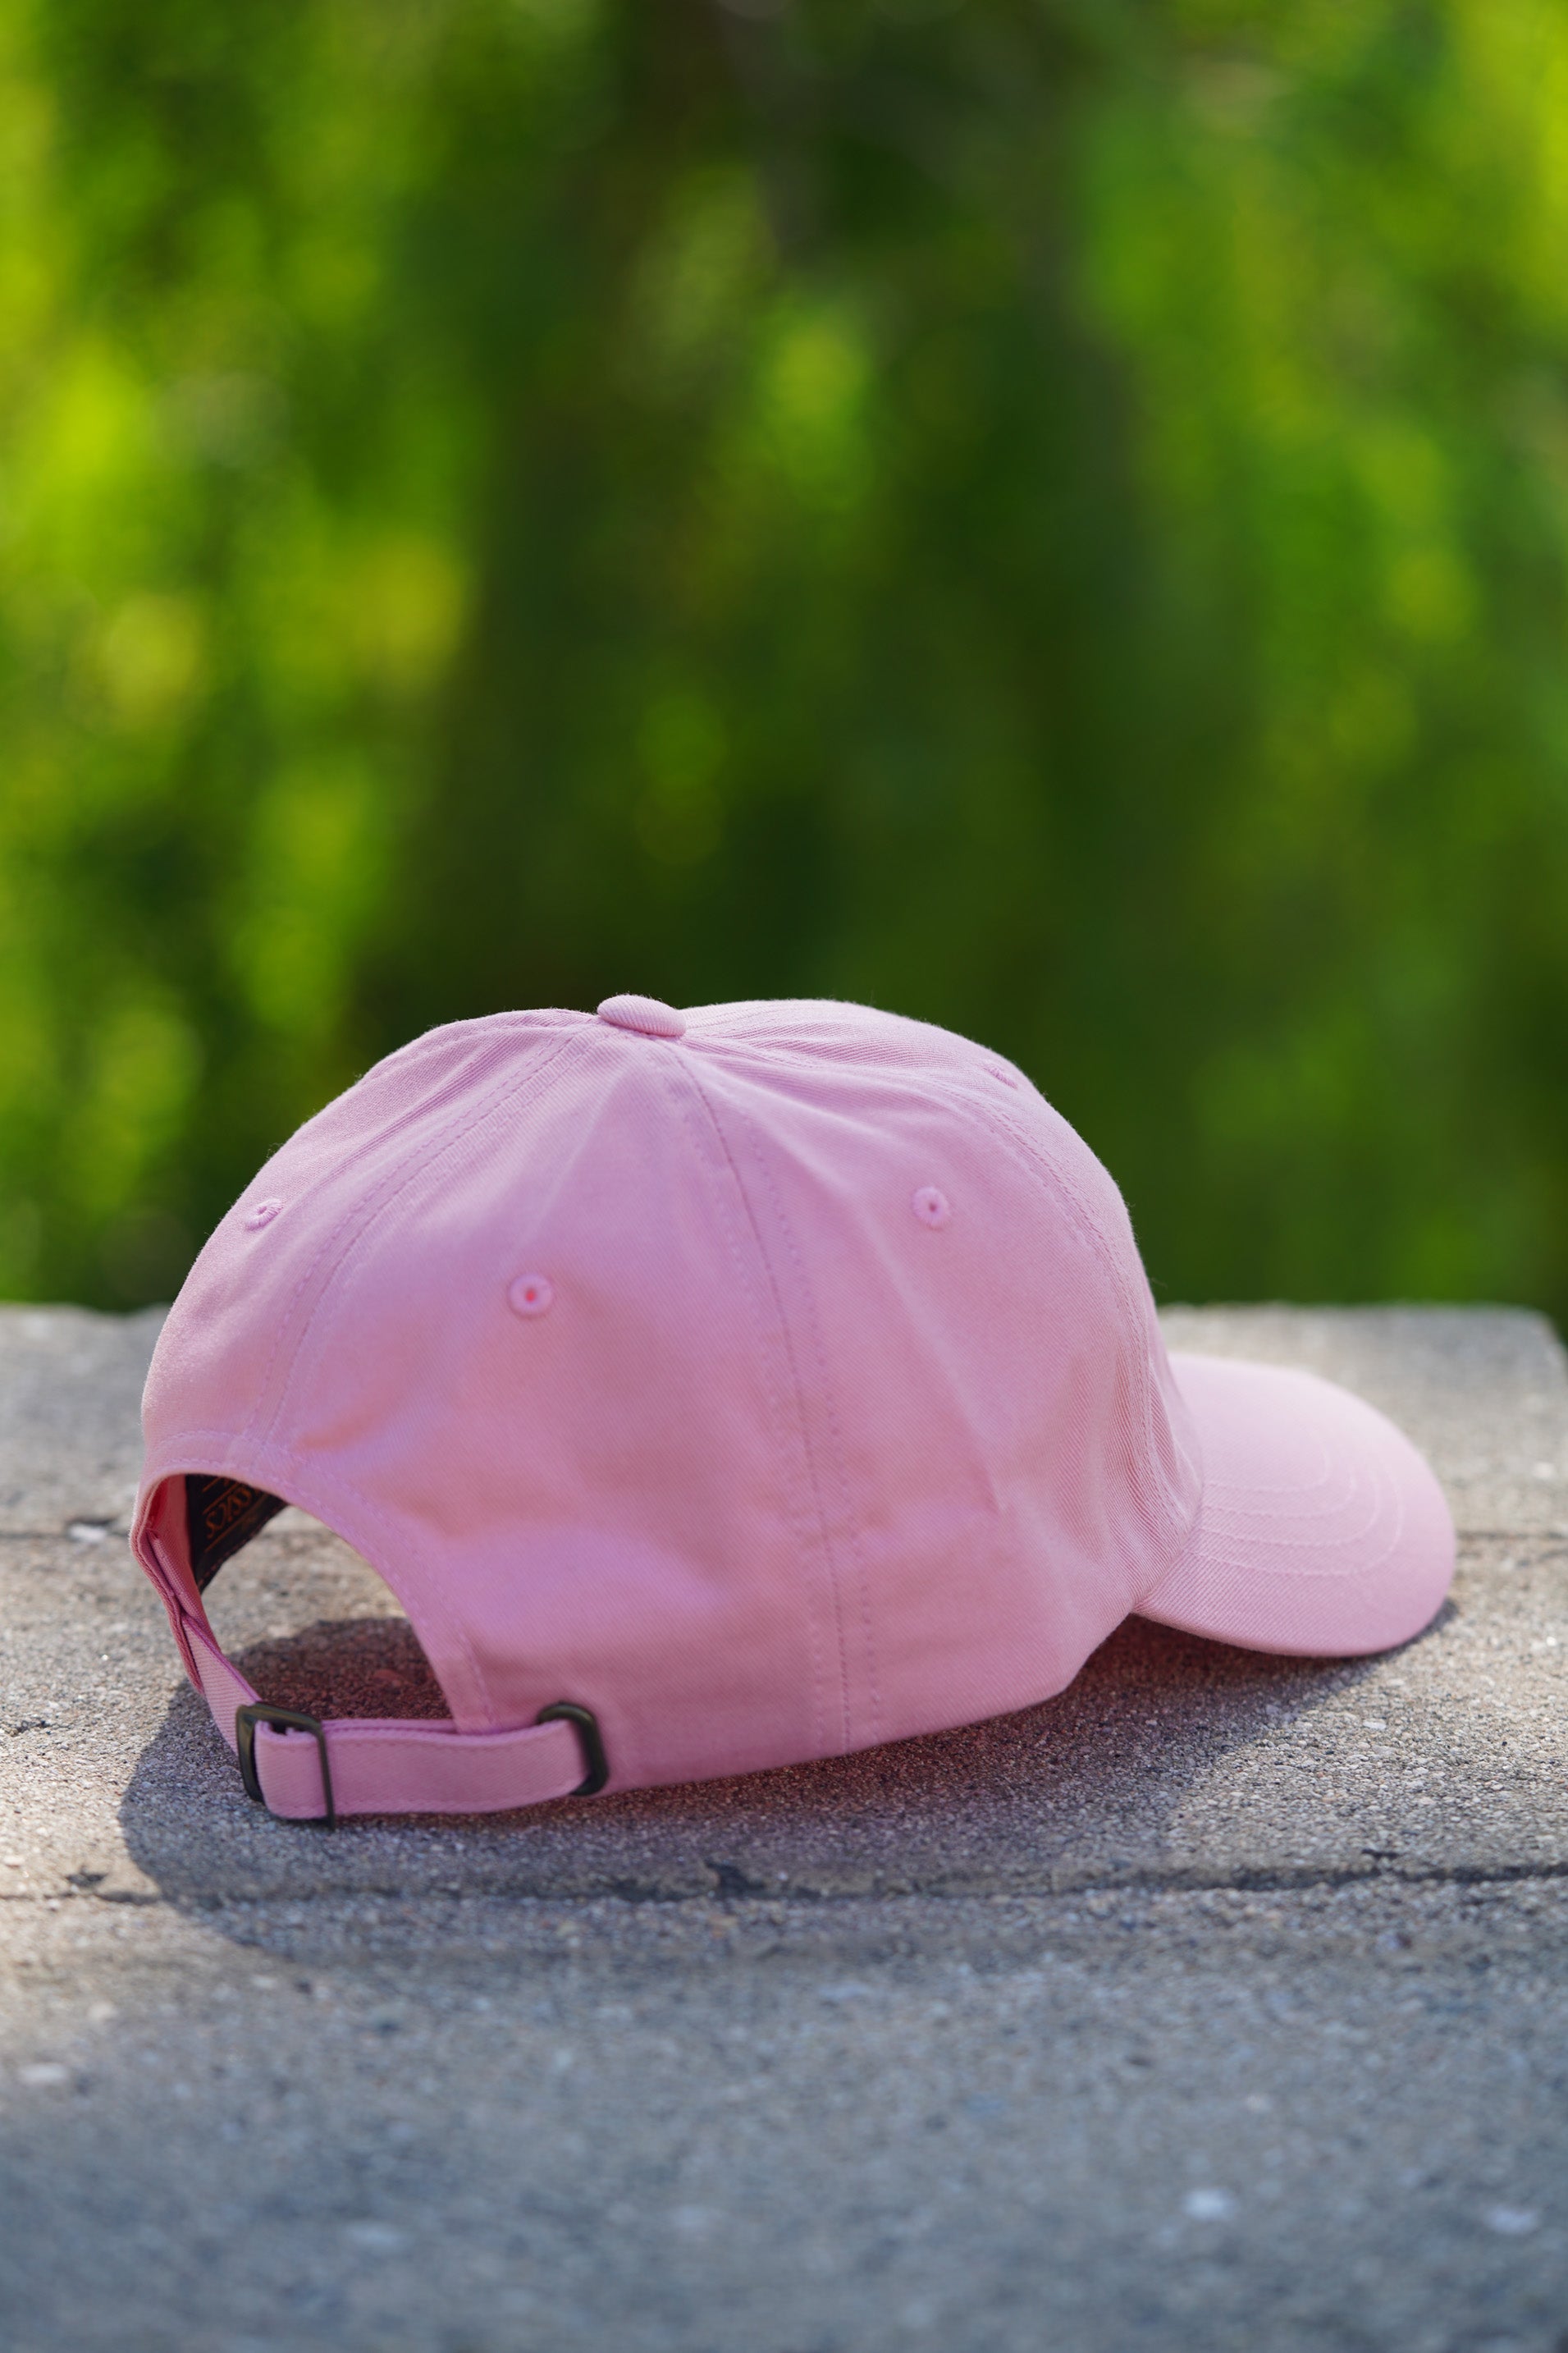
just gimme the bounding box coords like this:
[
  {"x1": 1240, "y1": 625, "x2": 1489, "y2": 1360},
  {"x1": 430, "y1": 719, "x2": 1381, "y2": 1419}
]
[
  {"x1": 948, "y1": 1082, "x2": 1197, "y2": 1550},
  {"x1": 239, "y1": 1031, "x2": 585, "y2": 1732},
  {"x1": 248, "y1": 1026, "x2": 580, "y2": 1449},
  {"x1": 652, "y1": 1058, "x2": 831, "y2": 1760},
  {"x1": 981, "y1": 1102, "x2": 1173, "y2": 1491},
  {"x1": 694, "y1": 1030, "x2": 1197, "y2": 1588},
  {"x1": 242, "y1": 1013, "x2": 575, "y2": 1252},
  {"x1": 672, "y1": 1058, "x2": 848, "y2": 1757},
  {"x1": 727, "y1": 1092, "x2": 880, "y2": 1751},
  {"x1": 697, "y1": 1037, "x2": 930, "y2": 1069},
  {"x1": 248, "y1": 1030, "x2": 580, "y2": 1449}
]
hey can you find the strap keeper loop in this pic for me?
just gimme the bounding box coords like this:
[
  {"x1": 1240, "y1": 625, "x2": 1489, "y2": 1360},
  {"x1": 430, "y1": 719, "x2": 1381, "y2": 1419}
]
[
  {"x1": 536, "y1": 1701, "x2": 609, "y2": 1795},
  {"x1": 235, "y1": 1704, "x2": 337, "y2": 1829}
]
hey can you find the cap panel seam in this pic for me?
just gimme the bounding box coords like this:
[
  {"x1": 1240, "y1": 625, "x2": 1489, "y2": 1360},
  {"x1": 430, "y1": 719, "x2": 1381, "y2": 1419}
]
[
  {"x1": 693, "y1": 1041, "x2": 1172, "y2": 1501},
  {"x1": 237, "y1": 1013, "x2": 583, "y2": 1203},
  {"x1": 683, "y1": 1010, "x2": 958, "y2": 1060},
  {"x1": 717, "y1": 1032, "x2": 1193, "y2": 1544},
  {"x1": 649, "y1": 1055, "x2": 831, "y2": 1760},
  {"x1": 236, "y1": 1028, "x2": 586, "y2": 1726},
  {"x1": 653, "y1": 1055, "x2": 844, "y2": 1758},
  {"x1": 948, "y1": 1083, "x2": 1200, "y2": 1554},
  {"x1": 246, "y1": 1027, "x2": 582, "y2": 1459},
  {"x1": 695, "y1": 1030, "x2": 1197, "y2": 1585},
  {"x1": 716, "y1": 1087, "x2": 880, "y2": 1751}
]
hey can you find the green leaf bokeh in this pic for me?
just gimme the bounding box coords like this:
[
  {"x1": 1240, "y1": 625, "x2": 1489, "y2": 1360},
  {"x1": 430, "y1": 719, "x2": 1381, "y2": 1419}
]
[{"x1": 2, "y1": 0, "x2": 1566, "y2": 1315}]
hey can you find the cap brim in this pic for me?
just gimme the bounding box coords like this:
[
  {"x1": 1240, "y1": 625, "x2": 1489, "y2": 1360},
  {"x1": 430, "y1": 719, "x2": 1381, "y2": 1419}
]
[{"x1": 1139, "y1": 1353, "x2": 1456, "y2": 1659}]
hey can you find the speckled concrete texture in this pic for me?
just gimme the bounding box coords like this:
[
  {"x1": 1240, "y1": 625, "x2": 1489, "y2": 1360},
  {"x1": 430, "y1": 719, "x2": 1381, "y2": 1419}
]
[
  {"x1": 0, "y1": 1303, "x2": 165, "y2": 1536},
  {"x1": 2, "y1": 1302, "x2": 1567, "y2": 2352}
]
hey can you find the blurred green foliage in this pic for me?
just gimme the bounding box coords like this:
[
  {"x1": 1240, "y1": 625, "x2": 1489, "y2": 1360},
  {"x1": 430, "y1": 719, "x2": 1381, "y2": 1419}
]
[{"x1": 2, "y1": 0, "x2": 1566, "y2": 1316}]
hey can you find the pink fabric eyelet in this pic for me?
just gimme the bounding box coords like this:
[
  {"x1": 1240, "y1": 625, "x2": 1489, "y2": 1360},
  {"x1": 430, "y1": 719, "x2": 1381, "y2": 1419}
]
[
  {"x1": 244, "y1": 1199, "x2": 281, "y2": 1230},
  {"x1": 985, "y1": 1064, "x2": 1020, "y2": 1089},
  {"x1": 912, "y1": 1187, "x2": 951, "y2": 1230},
  {"x1": 508, "y1": 1273, "x2": 555, "y2": 1318}
]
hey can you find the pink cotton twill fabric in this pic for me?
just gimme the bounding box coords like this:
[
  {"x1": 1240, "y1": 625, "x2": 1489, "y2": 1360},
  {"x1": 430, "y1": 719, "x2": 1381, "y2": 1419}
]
[{"x1": 131, "y1": 997, "x2": 1456, "y2": 1821}]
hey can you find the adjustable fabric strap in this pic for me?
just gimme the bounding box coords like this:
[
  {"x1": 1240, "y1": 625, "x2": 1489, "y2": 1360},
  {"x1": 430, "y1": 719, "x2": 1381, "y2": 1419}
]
[{"x1": 180, "y1": 1611, "x2": 593, "y2": 1822}]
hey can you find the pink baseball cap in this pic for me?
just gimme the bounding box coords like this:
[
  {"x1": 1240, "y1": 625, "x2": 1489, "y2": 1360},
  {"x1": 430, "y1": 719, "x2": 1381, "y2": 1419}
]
[{"x1": 132, "y1": 995, "x2": 1455, "y2": 1826}]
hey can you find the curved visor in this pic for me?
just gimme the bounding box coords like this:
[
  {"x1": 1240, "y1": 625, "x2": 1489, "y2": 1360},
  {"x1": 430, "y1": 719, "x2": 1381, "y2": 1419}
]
[{"x1": 1139, "y1": 1354, "x2": 1456, "y2": 1659}]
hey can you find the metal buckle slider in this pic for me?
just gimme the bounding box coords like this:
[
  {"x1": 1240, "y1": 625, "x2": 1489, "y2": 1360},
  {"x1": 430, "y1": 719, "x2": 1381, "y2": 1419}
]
[
  {"x1": 235, "y1": 1704, "x2": 336, "y2": 1829},
  {"x1": 536, "y1": 1701, "x2": 609, "y2": 1795}
]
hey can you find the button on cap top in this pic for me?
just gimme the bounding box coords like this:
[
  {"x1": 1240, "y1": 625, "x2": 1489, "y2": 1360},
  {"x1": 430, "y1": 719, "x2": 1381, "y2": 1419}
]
[{"x1": 596, "y1": 993, "x2": 687, "y2": 1039}]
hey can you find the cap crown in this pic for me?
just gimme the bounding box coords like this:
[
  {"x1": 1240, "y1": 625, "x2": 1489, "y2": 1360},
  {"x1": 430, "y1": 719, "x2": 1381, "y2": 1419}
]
[{"x1": 140, "y1": 1000, "x2": 1201, "y2": 1792}]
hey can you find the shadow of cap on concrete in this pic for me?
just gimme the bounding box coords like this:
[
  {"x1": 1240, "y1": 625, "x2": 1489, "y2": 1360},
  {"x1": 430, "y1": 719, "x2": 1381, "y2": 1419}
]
[{"x1": 116, "y1": 1608, "x2": 1392, "y2": 1907}]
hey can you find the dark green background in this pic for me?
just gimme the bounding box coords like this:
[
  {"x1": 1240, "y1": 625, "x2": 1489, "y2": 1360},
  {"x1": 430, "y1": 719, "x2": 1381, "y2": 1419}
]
[{"x1": 2, "y1": 0, "x2": 1566, "y2": 1318}]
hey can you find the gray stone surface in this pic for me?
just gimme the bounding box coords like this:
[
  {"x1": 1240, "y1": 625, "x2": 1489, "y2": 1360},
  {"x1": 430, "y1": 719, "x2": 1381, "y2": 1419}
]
[
  {"x1": 0, "y1": 1304, "x2": 165, "y2": 1536},
  {"x1": 2, "y1": 1302, "x2": 1568, "y2": 2351}
]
